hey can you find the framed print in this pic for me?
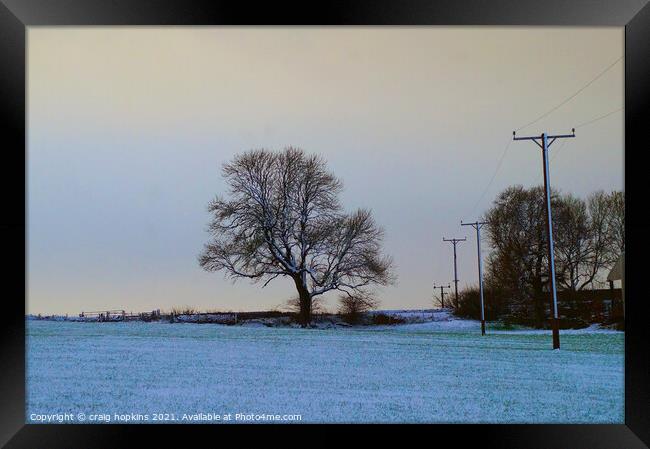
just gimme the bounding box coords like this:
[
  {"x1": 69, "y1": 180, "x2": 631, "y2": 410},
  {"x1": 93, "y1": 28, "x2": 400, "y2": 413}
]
[{"x1": 1, "y1": 0, "x2": 649, "y2": 447}]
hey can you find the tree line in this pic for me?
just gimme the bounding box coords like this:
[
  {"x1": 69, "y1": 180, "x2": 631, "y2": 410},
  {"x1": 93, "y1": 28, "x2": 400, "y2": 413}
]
[
  {"x1": 455, "y1": 186, "x2": 624, "y2": 327},
  {"x1": 200, "y1": 147, "x2": 623, "y2": 328}
]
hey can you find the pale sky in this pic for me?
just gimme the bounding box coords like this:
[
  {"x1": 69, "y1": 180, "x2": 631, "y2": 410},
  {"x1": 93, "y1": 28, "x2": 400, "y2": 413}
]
[{"x1": 27, "y1": 27, "x2": 624, "y2": 315}]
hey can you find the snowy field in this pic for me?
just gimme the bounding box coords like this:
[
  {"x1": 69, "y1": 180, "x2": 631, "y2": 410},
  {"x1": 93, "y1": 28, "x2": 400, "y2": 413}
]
[{"x1": 26, "y1": 317, "x2": 623, "y2": 424}]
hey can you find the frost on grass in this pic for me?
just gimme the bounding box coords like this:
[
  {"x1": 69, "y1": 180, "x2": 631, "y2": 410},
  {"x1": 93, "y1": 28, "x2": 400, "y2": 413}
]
[{"x1": 26, "y1": 320, "x2": 623, "y2": 424}]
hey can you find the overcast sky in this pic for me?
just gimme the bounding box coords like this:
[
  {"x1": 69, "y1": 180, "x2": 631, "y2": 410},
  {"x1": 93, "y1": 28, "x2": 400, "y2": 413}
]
[{"x1": 27, "y1": 27, "x2": 623, "y2": 315}]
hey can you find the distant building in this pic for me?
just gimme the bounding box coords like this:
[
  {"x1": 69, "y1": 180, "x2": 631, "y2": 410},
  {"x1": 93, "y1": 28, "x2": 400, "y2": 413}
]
[
  {"x1": 606, "y1": 252, "x2": 624, "y2": 320},
  {"x1": 607, "y1": 252, "x2": 624, "y2": 289}
]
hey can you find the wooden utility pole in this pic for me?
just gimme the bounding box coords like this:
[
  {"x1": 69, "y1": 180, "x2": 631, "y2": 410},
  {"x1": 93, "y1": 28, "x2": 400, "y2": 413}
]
[
  {"x1": 433, "y1": 283, "x2": 451, "y2": 309},
  {"x1": 443, "y1": 237, "x2": 466, "y2": 310},
  {"x1": 513, "y1": 129, "x2": 575, "y2": 350},
  {"x1": 461, "y1": 220, "x2": 488, "y2": 335}
]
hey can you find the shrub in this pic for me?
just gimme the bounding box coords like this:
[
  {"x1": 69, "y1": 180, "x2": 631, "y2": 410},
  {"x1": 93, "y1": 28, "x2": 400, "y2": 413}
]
[{"x1": 338, "y1": 293, "x2": 379, "y2": 324}]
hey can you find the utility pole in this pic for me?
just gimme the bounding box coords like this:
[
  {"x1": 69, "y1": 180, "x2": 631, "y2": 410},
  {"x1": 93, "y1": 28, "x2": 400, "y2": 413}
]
[
  {"x1": 513, "y1": 129, "x2": 575, "y2": 350},
  {"x1": 443, "y1": 237, "x2": 466, "y2": 310},
  {"x1": 433, "y1": 283, "x2": 451, "y2": 309},
  {"x1": 462, "y1": 220, "x2": 488, "y2": 335}
]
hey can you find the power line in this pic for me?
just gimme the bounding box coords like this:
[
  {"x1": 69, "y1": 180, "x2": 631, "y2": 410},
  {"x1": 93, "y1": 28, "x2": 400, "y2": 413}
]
[
  {"x1": 541, "y1": 107, "x2": 623, "y2": 173},
  {"x1": 514, "y1": 56, "x2": 622, "y2": 133},
  {"x1": 465, "y1": 57, "x2": 622, "y2": 223},
  {"x1": 575, "y1": 107, "x2": 623, "y2": 129},
  {"x1": 465, "y1": 137, "x2": 512, "y2": 219}
]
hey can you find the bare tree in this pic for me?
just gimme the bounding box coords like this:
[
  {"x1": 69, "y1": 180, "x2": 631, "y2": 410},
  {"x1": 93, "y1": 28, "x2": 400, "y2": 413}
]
[
  {"x1": 338, "y1": 292, "x2": 379, "y2": 324},
  {"x1": 608, "y1": 191, "x2": 625, "y2": 256},
  {"x1": 588, "y1": 190, "x2": 624, "y2": 265},
  {"x1": 554, "y1": 194, "x2": 594, "y2": 291},
  {"x1": 484, "y1": 185, "x2": 550, "y2": 326},
  {"x1": 554, "y1": 191, "x2": 625, "y2": 291},
  {"x1": 199, "y1": 147, "x2": 395, "y2": 325},
  {"x1": 484, "y1": 186, "x2": 624, "y2": 326}
]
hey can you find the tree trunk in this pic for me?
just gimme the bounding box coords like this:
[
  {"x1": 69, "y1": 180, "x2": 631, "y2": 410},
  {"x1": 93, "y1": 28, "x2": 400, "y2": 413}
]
[
  {"x1": 532, "y1": 279, "x2": 545, "y2": 328},
  {"x1": 293, "y1": 276, "x2": 312, "y2": 326}
]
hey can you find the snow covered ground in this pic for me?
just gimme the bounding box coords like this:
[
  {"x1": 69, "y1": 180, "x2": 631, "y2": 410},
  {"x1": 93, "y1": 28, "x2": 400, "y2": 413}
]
[{"x1": 26, "y1": 316, "x2": 623, "y2": 424}]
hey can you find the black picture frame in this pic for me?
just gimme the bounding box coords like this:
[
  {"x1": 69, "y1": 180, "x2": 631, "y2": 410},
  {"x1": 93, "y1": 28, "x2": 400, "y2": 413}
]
[{"x1": 1, "y1": 1, "x2": 648, "y2": 447}]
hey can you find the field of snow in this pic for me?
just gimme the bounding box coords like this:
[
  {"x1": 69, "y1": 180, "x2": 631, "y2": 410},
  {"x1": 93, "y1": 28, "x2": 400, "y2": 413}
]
[{"x1": 26, "y1": 317, "x2": 623, "y2": 424}]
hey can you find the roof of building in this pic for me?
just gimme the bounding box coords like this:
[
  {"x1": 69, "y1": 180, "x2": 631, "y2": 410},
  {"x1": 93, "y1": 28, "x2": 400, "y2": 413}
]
[{"x1": 607, "y1": 252, "x2": 624, "y2": 281}]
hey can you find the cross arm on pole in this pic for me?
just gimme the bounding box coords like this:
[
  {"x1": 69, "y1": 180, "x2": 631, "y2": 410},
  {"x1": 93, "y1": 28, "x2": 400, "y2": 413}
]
[
  {"x1": 461, "y1": 220, "x2": 488, "y2": 230},
  {"x1": 513, "y1": 133, "x2": 544, "y2": 149},
  {"x1": 512, "y1": 135, "x2": 540, "y2": 141},
  {"x1": 546, "y1": 129, "x2": 576, "y2": 148},
  {"x1": 547, "y1": 128, "x2": 576, "y2": 139},
  {"x1": 513, "y1": 129, "x2": 575, "y2": 149}
]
